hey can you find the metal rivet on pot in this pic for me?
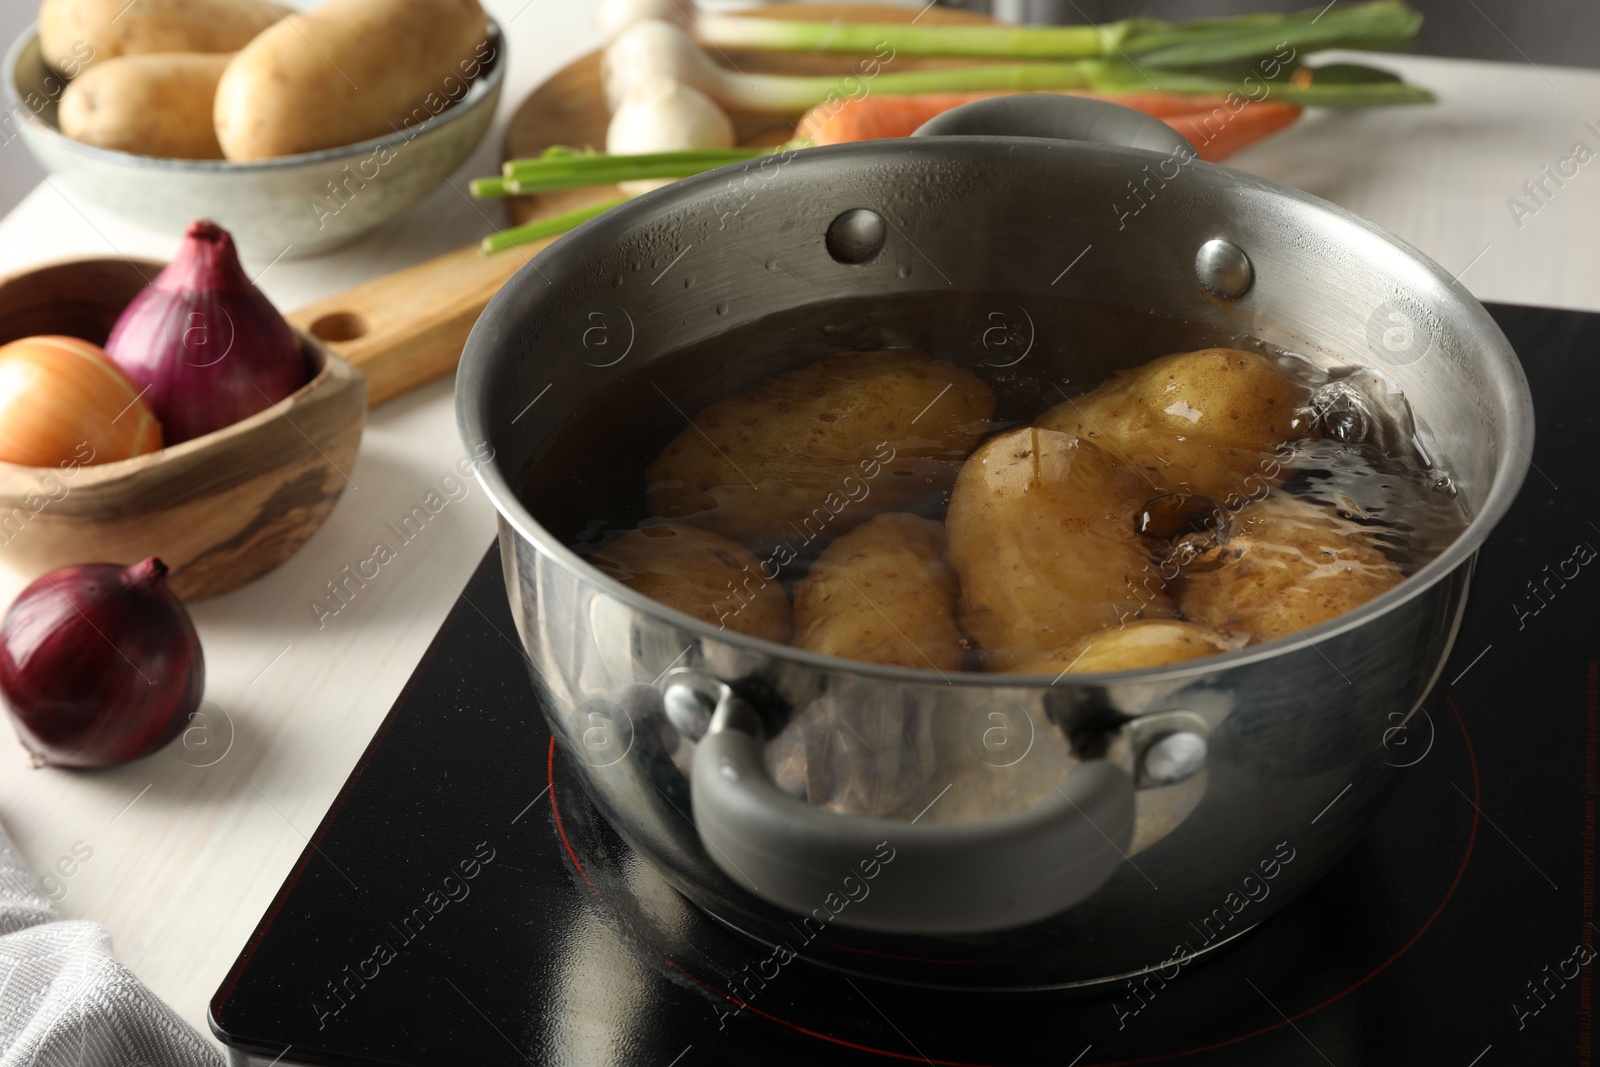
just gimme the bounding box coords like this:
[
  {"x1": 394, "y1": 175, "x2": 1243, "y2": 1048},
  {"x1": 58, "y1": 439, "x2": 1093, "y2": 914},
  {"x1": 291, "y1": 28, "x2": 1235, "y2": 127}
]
[
  {"x1": 663, "y1": 680, "x2": 716, "y2": 742},
  {"x1": 1142, "y1": 731, "x2": 1208, "y2": 785},
  {"x1": 1195, "y1": 239, "x2": 1253, "y2": 299},
  {"x1": 826, "y1": 209, "x2": 887, "y2": 264}
]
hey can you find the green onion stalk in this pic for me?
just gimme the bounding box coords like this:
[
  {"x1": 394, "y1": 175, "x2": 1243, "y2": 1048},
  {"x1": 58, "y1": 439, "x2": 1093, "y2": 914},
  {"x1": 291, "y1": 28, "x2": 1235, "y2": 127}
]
[
  {"x1": 480, "y1": 198, "x2": 628, "y2": 256},
  {"x1": 603, "y1": 20, "x2": 1430, "y2": 117},
  {"x1": 654, "y1": 0, "x2": 1421, "y2": 66}
]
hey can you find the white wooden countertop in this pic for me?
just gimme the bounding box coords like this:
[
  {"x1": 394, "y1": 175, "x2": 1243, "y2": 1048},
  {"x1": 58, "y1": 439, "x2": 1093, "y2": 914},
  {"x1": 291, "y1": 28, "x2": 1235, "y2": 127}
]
[{"x1": 0, "y1": 0, "x2": 1597, "y2": 1048}]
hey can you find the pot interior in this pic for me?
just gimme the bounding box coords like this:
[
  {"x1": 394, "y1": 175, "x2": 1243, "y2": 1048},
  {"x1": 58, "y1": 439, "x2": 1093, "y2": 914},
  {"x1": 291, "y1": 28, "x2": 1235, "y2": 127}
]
[
  {"x1": 517, "y1": 290, "x2": 1461, "y2": 586},
  {"x1": 463, "y1": 137, "x2": 1531, "y2": 602}
]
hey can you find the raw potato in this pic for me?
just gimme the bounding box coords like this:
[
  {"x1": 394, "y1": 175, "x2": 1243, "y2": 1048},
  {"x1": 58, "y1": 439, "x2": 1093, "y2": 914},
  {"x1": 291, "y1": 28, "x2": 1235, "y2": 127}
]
[
  {"x1": 588, "y1": 523, "x2": 791, "y2": 643},
  {"x1": 945, "y1": 427, "x2": 1172, "y2": 671},
  {"x1": 646, "y1": 349, "x2": 994, "y2": 553},
  {"x1": 214, "y1": 0, "x2": 490, "y2": 161},
  {"x1": 58, "y1": 54, "x2": 229, "y2": 159},
  {"x1": 792, "y1": 514, "x2": 963, "y2": 671},
  {"x1": 1009, "y1": 620, "x2": 1242, "y2": 675},
  {"x1": 38, "y1": 0, "x2": 279, "y2": 73},
  {"x1": 1036, "y1": 348, "x2": 1306, "y2": 502},
  {"x1": 1178, "y1": 492, "x2": 1404, "y2": 642}
]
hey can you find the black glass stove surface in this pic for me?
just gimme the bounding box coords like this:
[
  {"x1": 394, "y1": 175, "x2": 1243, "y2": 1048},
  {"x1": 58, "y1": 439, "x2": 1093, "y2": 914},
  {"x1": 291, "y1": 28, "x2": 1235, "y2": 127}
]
[{"x1": 211, "y1": 303, "x2": 1600, "y2": 1067}]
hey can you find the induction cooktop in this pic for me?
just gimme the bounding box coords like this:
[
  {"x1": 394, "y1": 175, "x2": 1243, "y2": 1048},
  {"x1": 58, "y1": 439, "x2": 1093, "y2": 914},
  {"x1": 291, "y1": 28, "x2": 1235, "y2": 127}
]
[{"x1": 211, "y1": 302, "x2": 1600, "y2": 1067}]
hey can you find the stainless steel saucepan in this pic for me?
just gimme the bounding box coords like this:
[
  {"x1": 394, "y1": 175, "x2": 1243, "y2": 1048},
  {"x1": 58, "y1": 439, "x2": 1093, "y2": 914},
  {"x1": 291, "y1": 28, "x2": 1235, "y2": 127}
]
[{"x1": 456, "y1": 96, "x2": 1532, "y2": 990}]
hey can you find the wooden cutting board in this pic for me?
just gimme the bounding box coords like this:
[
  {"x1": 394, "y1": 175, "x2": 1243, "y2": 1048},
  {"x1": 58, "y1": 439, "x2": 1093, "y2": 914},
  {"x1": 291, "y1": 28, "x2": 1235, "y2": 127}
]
[{"x1": 501, "y1": 3, "x2": 995, "y2": 225}]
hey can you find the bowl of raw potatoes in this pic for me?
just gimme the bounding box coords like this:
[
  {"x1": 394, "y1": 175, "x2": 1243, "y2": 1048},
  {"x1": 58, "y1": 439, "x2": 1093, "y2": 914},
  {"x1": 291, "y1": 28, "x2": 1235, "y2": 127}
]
[{"x1": 1, "y1": 0, "x2": 505, "y2": 256}]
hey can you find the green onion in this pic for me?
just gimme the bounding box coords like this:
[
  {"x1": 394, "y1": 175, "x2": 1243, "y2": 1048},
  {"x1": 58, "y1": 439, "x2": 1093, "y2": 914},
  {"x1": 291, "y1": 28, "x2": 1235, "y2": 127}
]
[
  {"x1": 1084, "y1": 60, "x2": 1436, "y2": 107},
  {"x1": 687, "y1": 59, "x2": 1104, "y2": 114},
  {"x1": 481, "y1": 198, "x2": 629, "y2": 255},
  {"x1": 817, "y1": 59, "x2": 1435, "y2": 107},
  {"x1": 608, "y1": 13, "x2": 1428, "y2": 117},
  {"x1": 691, "y1": 0, "x2": 1421, "y2": 67},
  {"x1": 1131, "y1": 2, "x2": 1423, "y2": 67},
  {"x1": 485, "y1": 147, "x2": 773, "y2": 195},
  {"x1": 469, "y1": 176, "x2": 514, "y2": 198},
  {"x1": 473, "y1": 143, "x2": 806, "y2": 200},
  {"x1": 501, "y1": 147, "x2": 769, "y2": 180},
  {"x1": 607, "y1": 21, "x2": 1109, "y2": 115},
  {"x1": 697, "y1": 13, "x2": 1129, "y2": 60},
  {"x1": 473, "y1": 156, "x2": 761, "y2": 197}
]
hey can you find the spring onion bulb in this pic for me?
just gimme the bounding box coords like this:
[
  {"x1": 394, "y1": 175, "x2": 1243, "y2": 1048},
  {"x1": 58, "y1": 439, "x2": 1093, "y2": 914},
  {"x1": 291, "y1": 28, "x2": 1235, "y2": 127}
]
[
  {"x1": 607, "y1": 76, "x2": 736, "y2": 194},
  {"x1": 596, "y1": 1, "x2": 1423, "y2": 67}
]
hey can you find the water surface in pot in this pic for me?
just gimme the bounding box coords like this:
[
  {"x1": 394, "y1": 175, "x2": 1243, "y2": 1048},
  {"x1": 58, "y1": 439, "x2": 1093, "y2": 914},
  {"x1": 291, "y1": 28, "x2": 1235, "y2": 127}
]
[{"x1": 518, "y1": 289, "x2": 1467, "y2": 671}]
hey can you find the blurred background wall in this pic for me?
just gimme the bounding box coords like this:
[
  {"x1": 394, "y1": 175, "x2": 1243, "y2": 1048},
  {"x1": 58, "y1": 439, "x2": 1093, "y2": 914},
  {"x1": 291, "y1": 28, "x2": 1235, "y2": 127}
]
[{"x1": 0, "y1": 0, "x2": 44, "y2": 217}]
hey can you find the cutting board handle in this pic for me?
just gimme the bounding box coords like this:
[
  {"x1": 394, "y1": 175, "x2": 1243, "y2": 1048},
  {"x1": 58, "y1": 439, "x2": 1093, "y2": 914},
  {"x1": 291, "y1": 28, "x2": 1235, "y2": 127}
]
[{"x1": 286, "y1": 240, "x2": 545, "y2": 408}]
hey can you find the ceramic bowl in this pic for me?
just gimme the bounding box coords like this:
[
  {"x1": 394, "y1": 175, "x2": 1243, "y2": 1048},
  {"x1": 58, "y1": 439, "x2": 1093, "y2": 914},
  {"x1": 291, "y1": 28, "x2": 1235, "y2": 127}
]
[{"x1": 0, "y1": 21, "x2": 505, "y2": 257}]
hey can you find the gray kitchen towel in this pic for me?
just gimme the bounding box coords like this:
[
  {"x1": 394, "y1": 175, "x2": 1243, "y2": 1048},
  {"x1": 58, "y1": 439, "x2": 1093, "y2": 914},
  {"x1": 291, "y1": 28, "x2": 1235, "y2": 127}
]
[{"x1": 0, "y1": 823, "x2": 221, "y2": 1067}]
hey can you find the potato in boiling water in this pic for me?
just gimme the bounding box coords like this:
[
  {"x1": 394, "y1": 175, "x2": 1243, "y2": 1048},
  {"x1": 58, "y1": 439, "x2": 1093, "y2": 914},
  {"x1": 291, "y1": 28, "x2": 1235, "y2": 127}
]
[
  {"x1": 645, "y1": 349, "x2": 994, "y2": 553},
  {"x1": 1036, "y1": 348, "x2": 1305, "y2": 502},
  {"x1": 588, "y1": 524, "x2": 790, "y2": 643},
  {"x1": 1178, "y1": 493, "x2": 1404, "y2": 642},
  {"x1": 792, "y1": 513, "x2": 963, "y2": 671},
  {"x1": 945, "y1": 427, "x2": 1171, "y2": 671},
  {"x1": 1007, "y1": 620, "x2": 1242, "y2": 675}
]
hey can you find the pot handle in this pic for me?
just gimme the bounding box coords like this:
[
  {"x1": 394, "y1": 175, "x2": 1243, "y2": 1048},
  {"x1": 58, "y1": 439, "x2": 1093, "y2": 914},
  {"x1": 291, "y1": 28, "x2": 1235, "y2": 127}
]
[
  {"x1": 911, "y1": 93, "x2": 1194, "y2": 157},
  {"x1": 685, "y1": 680, "x2": 1135, "y2": 935}
]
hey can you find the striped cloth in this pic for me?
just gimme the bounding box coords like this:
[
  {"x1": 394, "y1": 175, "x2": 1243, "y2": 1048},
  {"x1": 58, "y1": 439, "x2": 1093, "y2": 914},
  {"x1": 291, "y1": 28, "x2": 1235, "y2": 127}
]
[{"x1": 0, "y1": 822, "x2": 220, "y2": 1067}]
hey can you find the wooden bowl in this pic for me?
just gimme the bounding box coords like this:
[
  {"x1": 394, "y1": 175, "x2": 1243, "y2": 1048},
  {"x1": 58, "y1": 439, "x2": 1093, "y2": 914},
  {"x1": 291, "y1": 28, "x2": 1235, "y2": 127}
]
[{"x1": 0, "y1": 257, "x2": 366, "y2": 599}]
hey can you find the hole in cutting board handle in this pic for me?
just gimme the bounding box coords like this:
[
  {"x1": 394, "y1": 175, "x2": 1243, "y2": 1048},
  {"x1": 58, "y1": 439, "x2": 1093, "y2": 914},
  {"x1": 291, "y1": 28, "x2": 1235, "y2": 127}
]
[{"x1": 309, "y1": 311, "x2": 369, "y2": 344}]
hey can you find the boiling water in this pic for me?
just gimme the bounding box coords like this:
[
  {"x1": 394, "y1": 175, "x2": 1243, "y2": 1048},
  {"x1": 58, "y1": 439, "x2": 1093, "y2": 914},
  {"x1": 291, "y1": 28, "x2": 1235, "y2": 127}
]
[{"x1": 518, "y1": 292, "x2": 1466, "y2": 594}]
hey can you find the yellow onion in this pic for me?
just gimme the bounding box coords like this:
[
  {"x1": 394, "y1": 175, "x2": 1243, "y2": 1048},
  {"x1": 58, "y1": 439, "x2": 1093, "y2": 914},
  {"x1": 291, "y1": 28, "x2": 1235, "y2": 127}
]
[{"x1": 0, "y1": 335, "x2": 163, "y2": 467}]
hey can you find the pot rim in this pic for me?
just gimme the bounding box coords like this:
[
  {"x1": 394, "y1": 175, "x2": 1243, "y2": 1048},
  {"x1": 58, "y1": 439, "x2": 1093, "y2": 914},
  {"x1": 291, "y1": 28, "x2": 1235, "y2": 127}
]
[{"x1": 459, "y1": 137, "x2": 1536, "y2": 688}]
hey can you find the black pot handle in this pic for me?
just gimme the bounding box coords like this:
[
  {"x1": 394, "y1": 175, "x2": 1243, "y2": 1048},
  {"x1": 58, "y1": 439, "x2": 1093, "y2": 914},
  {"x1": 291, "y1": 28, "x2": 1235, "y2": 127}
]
[
  {"x1": 684, "y1": 677, "x2": 1135, "y2": 935},
  {"x1": 911, "y1": 93, "x2": 1194, "y2": 157}
]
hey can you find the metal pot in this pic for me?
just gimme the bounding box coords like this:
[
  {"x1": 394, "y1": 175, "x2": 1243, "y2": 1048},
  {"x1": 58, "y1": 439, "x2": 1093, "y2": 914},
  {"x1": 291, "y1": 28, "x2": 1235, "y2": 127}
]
[{"x1": 456, "y1": 96, "x2": 1532, "y2": 990}]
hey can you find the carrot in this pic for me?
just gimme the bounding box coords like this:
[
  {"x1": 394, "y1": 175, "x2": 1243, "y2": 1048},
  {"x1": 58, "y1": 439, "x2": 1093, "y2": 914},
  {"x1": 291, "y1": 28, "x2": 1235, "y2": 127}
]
[
  {"x1": 798, "y1": 91, "x2": 1301, "y2": 162},
  {"x1": 1164, "y1": 101, "x2": 1303, "y2": 162},
  {"x1": 797, "y1": 93, "x2": 1003, "y2": 145}
]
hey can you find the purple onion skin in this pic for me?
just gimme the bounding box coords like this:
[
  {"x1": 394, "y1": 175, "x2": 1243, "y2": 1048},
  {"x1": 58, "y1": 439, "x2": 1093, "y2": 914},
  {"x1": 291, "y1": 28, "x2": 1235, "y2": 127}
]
[
  {"x1": 0, "y1": 558, "x2": 204, "y2": 769},
  {"x1": 105, "y1": 219, "x2": 308, "y2": 445}
]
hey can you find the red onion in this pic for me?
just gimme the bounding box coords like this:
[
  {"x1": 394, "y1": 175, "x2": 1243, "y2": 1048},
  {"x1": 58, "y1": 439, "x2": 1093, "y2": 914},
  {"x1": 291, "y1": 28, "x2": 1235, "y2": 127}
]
[
  {"x1": 0, "y1": 558, "x2": 204, "y2": 768},
  {"x1": 105, "y1": 220, "x2": 308, "y2": 445}
]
